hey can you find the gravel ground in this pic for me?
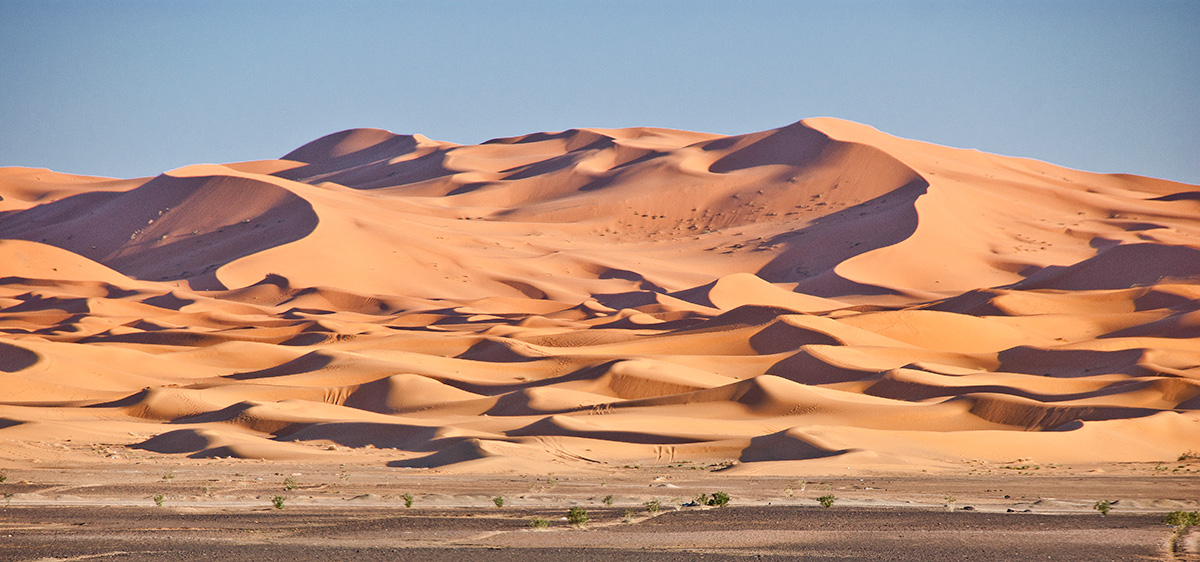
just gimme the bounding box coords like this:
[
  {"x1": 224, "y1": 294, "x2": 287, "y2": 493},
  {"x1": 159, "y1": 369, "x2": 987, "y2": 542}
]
[{"x1": 1, "y1": 504, "x2": 1188, "y2": 562}]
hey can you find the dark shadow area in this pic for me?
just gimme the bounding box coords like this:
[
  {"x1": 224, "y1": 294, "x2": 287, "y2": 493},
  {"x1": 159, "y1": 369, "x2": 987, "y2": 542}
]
[
  {"x1": 738, "y1": 429, "x2": 853, "y2": 462},
  {"x1": 766, "y1": 350, "x2": 887, "y2": 385},
  {"x1": 962, "y1": 395, "x2": 1162, "y2": 431},
  {"x1": 130, "y1": 428, "x2": 211, "y2": 454},
  {"x1": 223, "y1": 351, "x2": 335, "y2": 381},
  {"x1": 996, "y1": 347, "x2": 1153, "y2": 378},
  {"x1": 1010, "y1": 243, "x2": 1200, "y2": 291},
  {"x1": 279, "y1": 421, "x2": 447, "y2": 451},
  {"x1": 598, "y1": 268, "x2": 668, "y2": 293},
  {"x1": 505, "y1": 416, "x2": 706, "y2": 445},
  {"x1": 864, "y1": 372, "x2": 1158, "y2": 404},
  {"x1": 755, "y1": 177, "x2": 929, "y2": 297},
  {"x1": 707, "y1": 121, "x2": 831, "y2": 174},
  {"x1": 0, "y1": 173, "x2": 319, "y2": 285},
  {"x1": 141, "y1": 292, "x2": 196, "y2": 310}
]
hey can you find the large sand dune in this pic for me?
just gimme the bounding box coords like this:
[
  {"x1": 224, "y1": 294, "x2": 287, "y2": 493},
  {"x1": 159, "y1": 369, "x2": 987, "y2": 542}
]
[{"x1": 2, "y1": 118, "x2": 1198, "y2": 474}]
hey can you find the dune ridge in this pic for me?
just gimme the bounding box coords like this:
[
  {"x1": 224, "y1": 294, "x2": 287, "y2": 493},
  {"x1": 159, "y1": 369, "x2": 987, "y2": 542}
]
[{"x1": 1, "y1": 117, "x2": 1198, "y2": 473}]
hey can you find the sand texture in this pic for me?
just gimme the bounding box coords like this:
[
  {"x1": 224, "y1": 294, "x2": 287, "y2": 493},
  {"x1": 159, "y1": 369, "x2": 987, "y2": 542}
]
[{"x1": 2, "y1": 118, "x2": 1199, "y2": 474}]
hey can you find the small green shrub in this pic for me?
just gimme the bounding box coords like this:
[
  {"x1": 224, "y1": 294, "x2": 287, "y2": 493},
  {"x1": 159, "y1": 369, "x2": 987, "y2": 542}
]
[
  {"x1": 1164, "y1": 511, "x2": 1200, "y2": 527},
  {"x1": 694, "y1": 493, "x2": 710, "y2": 505},
  {"x1": 1180, "y1": 451, "x2": 1200, "y2": 462},
  {"x1": 152, "y1": 494, "x2": 164, "y2": 507},
  {"x1": 162, "y1": 472, "x2": 175, "y2": 481},
  {"x1": 567, "y1": 506, "x2": 589, "y2": 527},
  {"x1": 402, "y1": 493, "x2": 414, "y2": 508},
  {"x1": 623, "y1": 508, "x2": 635, "y2": 522},
  {"x1": 707, "y1": 491, "x2": 731, "y2": 507},
  {"x1": 1094, "y1": 500, "x2": 1112, "y2": 516},
  {"x1": 283, "y1": 477, "x2": 297, "y2": 491},
  {"x1": 528, "y1": 516, "x2": 550, "y2": 529},
  {"x1": 602, "y1": 494, "x2": 614, "y2": 507},
  {"x1": 272, "y1": 495, "x2": 285, "y2": 510},
  {"x1": 493, "y1": 496, "x2": 505, "y2": 508},
  {"x1": 645, "y1": 499, "x2": 661, "y2": 515},
  {"x1": 0, "y1": 472, "x2": 6, "y2": 483},
  {"x1": 818, "y1": 495, "x2": 836, "y2": 508}
]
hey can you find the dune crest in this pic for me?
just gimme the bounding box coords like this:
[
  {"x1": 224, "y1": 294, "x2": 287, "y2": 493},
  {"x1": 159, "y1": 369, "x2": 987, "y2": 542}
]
[{"x1": 1, "y1": 117, "x2": 1198, "y2": 473}]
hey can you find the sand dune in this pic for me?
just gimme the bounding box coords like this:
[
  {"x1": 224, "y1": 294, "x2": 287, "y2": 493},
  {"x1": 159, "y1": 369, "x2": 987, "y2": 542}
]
[{"x1": 1, "y1": 117, "x2": 1198, "y2": 474}]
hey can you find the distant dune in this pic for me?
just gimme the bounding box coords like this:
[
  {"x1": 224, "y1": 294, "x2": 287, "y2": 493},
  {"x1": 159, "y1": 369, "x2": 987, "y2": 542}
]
[{"x1": 1, "y1": 118, "x2": 1198, "y2": 473}]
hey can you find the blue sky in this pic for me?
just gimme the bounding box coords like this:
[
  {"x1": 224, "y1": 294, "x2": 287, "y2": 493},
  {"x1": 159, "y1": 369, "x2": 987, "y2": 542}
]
[{"x1": 2, "y1": 1, "x2": 1197, "y2": 183}]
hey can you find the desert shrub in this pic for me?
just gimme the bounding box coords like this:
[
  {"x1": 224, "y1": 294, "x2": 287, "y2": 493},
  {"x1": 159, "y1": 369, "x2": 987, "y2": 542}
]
[
  {"x1": 493, "y1": 496, "x2": 505, "y2": 508},
  {"x1": 283, "y1": 477, "x2": 297, "y2": 491},
  {"x1": 818, "y1": 495, "x2": 836, "y2": 508},
  {"x1": 402, "y1": 493, "x2": 414, "y2": 508},
  {"x1": 567, "y1": 506, "x2": 589, "y2": 527},
  {"x1": 272, "y1": 495, "x2": 285, "y2": 509},
  {"x1": 152, "y1": 494, "x2": 164, "y2": 507},
  {"x1": 707, "y1": 491, "x2": 731, "y2": 507},
  {"x1": 1094, "y1": 500, "x2": 1112, "y2": 516},
  {"x1": 602, "y1": 494, "x2": 614, "y2": 507},
  {"x1": 528, "y1": 516, "x2": 549, "y2": 529},
  {"x1": 623, "y1": 508, "x2": 635, "y2": 522},
  {"x1": 1164, "y1": 511, "x2": 1200, "y2": 527},
  {"x1": 645, "y1": 499, "x2": 661, "y2": 514}
]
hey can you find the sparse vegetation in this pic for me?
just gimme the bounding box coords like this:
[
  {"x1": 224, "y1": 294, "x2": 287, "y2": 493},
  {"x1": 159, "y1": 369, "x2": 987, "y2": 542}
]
[
  {"x1": 602, "y1": 494, "x2": 614, "y2": 507},
  {"x1": 645, "y1": 499, "x2": 661, "y2": 515},
  {"x1": 528, "y1": 516, "x2": 550, "y2": 529},
  {"x1": 0, "y1": 472, "x2": 6, "y2": 483},
  {"x1": 272, "y1": 495, "x2": 285, "y2": 509},
  {"x1": 1164, "y1": 511, "x2": 1200, "y2": 527},
  {"x1": 283, "y1": 476, "x2": 298, "y2": 490},
  {"x1": 162, "y1": 472, "x2": 175, "y2": 481},
  {"x1": 493, "y1": 496, "x2": 505, "y2": 508},
  {"x1": 152, "y1": 494, "x2": 164, "y2": 507},
  {"x1": 818, "y1": 495, "x2": 836, "y2": 508},
  {"x1": 529, "y1": 474, "x2": 560, "y2": 492},
  {"x1": 402, "y1": 493, "x2": 414, "y2": 508},
  {"x1": 1093, "y1": 500, "x2": 1112, "y2": 516},
  {"x1": 1180, "y1": 451, "x2": 1200, "y2": 462},
  {"x1": 623, "y1": 508, "x2": 635, "y2": 522},
  {"x1": 707, "y1": 491, "x2": 731, "y2": 507},
  {"x1": 567, "y1": 506, "x2": 589, "y2": 527}
]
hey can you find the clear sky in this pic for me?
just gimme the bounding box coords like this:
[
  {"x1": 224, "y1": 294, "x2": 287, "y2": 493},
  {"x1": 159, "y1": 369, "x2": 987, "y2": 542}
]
[{"x1": 2, "y1": 1, "x2": 1198, "y2": 183}]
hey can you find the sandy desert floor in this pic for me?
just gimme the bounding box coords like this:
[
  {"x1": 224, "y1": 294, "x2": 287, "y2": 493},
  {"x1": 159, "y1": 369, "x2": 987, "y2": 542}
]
[
  {"x1": 2, "y1": 463, "x2": 1198, "y2": 561},
  {"x1": 2, "y1": 117, "x2": 1199, "y2": 558}
]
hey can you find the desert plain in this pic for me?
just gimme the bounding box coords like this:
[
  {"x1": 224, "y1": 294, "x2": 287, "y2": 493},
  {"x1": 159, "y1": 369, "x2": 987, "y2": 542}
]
[{"x1": 1, "y1": 117, "x2": 1199, "y2": 560}]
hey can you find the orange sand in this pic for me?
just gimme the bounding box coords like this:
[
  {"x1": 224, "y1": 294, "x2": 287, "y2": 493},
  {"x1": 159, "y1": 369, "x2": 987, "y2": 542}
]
[{"x1": 1, "y1": 118, "x2": 1198, "y2": 474}]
